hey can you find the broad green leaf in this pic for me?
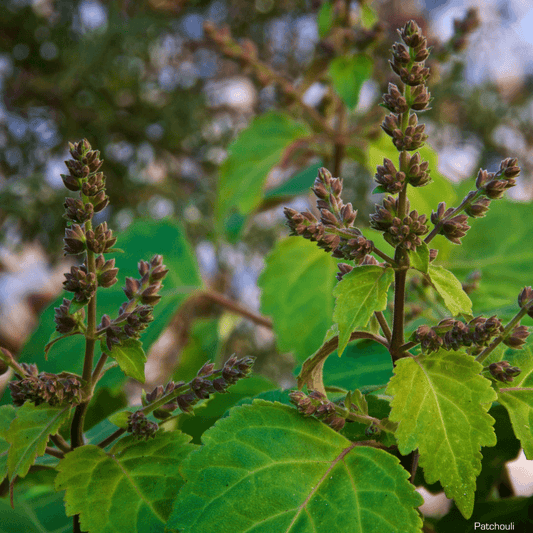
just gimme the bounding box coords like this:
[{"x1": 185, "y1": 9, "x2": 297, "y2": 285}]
[
  {"x1": 7, "y1": 403, "x2": 70, "y2": 487},
  {"x1": 333, "y1": 265, "x2": 394, "y2": 355},
  {"x1": 409, "y1": 241, "x2": 430, "y2": 274},
  {"x1": 259, "y1": 237, "x2": 339, "y2": 361},
  {"x1": 55, "y1": 431, "x2": 196, "y2": 533},
  {"x1": 317, "y1": 1, "x2": 334, "y2": 38},
  {"x1": 216, "y1": 111, "x2": 310, "y2": 230},
  {"x1": 264, "y1": 161, "x2": 322, "y2": 200},
  {"x1": 101, "y1": 338, "x2": 146, "y2": 383},
  {"x1": 493, "y1": 346, "x2": 533, "y2": 459},
  {"x1": 387, "y1": 350, "x2": 497, "y2": 518},
  {"x1": 168, "y1": 400, "x2": 423, "y2": 532},
  {"x1": 2, "y1": 218, "x2": 201, "y2": 405},
  {"x1": 314, "y1": 339, "x2": 393, "y2": 391},
  {"x1": 443, "y1": 195, "x2": 533, "y2": 321},
  {"x1": 0, "y1": 469, "x2": 70, "y2": 533},
  {"x1": 328, "y1": 54, "x2": 373, "y2": 109},
  {"x1": 0, "y1": 405, "x2": 16, "y2": 481},
  {"x1": 428, "y1": 264, "x2": 473, "y2": 316}
]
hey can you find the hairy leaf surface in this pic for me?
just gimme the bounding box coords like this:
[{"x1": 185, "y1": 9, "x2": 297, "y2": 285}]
[
  {"x1": 55, "y1": 431, "x2": 196, "y2": 533},
  {"x1": 216, "y1": 111, "x2": 310, "y2": 229},
  {"x1": 7, "y1": 404, "x2": 70, "y2": 488},
  {"x1": 333, "y1": 265, "x2": 394, "y2": 355},
  {"x1": 169, "y1": 400, "x2": 423, "y2": 533},
  {"x1": 259, "y1": 237, "x2": 339, "y2": 361},
  {"x1": 387, "y1": 350, "x2": 497, "y2": 518},
  {"x1": 493, "y1": 346, "x2": 533, "y2": 459},
  {"x1": 427, "y1": 265, "x2": 473, "y2": 316}
]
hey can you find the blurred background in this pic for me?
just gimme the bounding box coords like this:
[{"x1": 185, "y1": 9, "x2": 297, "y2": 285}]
[{"x1": 1, "y1": 0, "x2": 532, "y2": 522}]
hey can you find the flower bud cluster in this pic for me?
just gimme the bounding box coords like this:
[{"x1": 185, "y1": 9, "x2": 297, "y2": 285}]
[
  {"x1": 431, "y1": 202, "x2": 471, "y2": 245},
  {"x1": 382, "y1": 21, "x2": 431, "y2": 152},
  {"x1": 63, "y1": 265, "x2": 97, "y2": 304},
  {"x1": 488, "y1": 361, "x2": 521, "y2": 383},
  {"x1": 370, "y1": 195, "x2": 428, "y2": 251},
  {"x1": 413, "y1": 316, "x2": 508, "y2": 354},
  {"x1": 143, "y1": 356, "x2": 254, "y2": 418},
  {"x1": 98, "y1": 305, "x2": 154, "y2": 351},
  {"x1": 54, "y1": 298, "x2": 86, "y2": 334},
  {"x1": 518, "y1": 287, "x2": 533, "y2": 316},
  {"x1": 289, "y1": 390, "x2": 348, "y2": 432},
  {"x1": 127, "y1": 411, "x2": 159, "y2": 440},
  {"x1": 475, "y1": 158, "x2": 520, "y2": 200},
  {"x1": 284, "y1": 168, "x2": 374, "y2": 263},
  {"x1": 8, "y1": 364, "x2": 82, "y2": 407},
  {"x1": 123, "y1": 254, "x2": 169, "y2": 307}
]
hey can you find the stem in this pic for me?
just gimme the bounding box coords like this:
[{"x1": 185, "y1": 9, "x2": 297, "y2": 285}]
[
  {"x1": 91, "y1": 352, "x2": 109, "y2": 384},
  {"x1": 409, "y1": 449, "x2": 419, "y2": 484},
  {"x1": 45, "y1": 447, "x2": 64, "y2": 459},
  {"x1": 97, "y1": 428, "x2": 125, "y2": 449},
  {"x1": 71, "y1": 217, "x2": 97, "y2": 450},
  {"x1": 202, "y1": 289, "x2": 273, "y2": 329},
  {"x1": 475, "y1": 306, "x2": 528, "y2": 364},
  {"x1": 390, "y1": 185, "x2": 409, "y2": 362},
  {"x1": 50, "y1": 433, "x2": 71, "y2": 453},
  {"x1": 372, "y1": 246, "x2": 397, "y2": 265},
  {"x1": 374, "y1": 312, "x2": 392, "y2": 342}
]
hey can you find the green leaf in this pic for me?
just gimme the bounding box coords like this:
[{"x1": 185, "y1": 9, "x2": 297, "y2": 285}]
[
  {"x1": 264, "y1": 161, "x2": 322, "y2": 200},
  {"x1": 55, "y1": 431, "x2": 196, "y2": 533},
  {"x1": 493, "y1": 346, "x2": 533, "y2": 459},
  {"x1": 303, "y1": 339, "x2": 393, "y2": 391},
  {"x1": 2, "y1": 218, "x2": 201, "y2": 405},
  {"x1": 427, "y1": 264, "x2": 473, "y2": 316},
  {"x1": 409, "y1": 241, "x2": 430, "y2": 274},
  {"x1": 317, "y1": 1, "x2": 334, "y2": 38},
  {"x1": 216, "y1": 111, "x2": 310, "y2": 231},
  {"x1": 386, "y1": 349, "x2": 497, "y2": 518},
  {"x1": 108, "y1": 411, "x2": 131, "y2": 429},
  {"x1": 371, "y1": 184, "x2": 388, "y2": 194},
  {"x1": 333, "y1": 265, "x2": 394, "y2": 355},
  {"x1": 444, "y1": 195, "x2": 533, "y2": 321},
  {"x1": 101, "y1": 338, "x2": 146, "y2": 383},
  {"x1": 328, "y1": 54, "x2": 373, "y2": 109},
  {"x1": 259, "y1": 237, "x2": 339, "y2": 361},
  {"x1": 168, "y1": 400, "x2": 423, "y2": 532},
  {"x1": 0, "y1": 405, "x2": 16, "y2": 481},
  {"x1": 7, "y1": 404, "x2": 70, "y2": 487}
]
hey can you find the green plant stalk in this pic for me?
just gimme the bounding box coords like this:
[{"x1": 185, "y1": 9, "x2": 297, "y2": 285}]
[
  {"x1": 70, "y1": 212, "x2": 97, "y2": 450},
  {"x1": 475, "y1": 305, "x2": 530, "y2": 363}
]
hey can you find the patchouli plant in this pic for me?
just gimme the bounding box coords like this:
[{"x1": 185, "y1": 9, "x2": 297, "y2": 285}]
[{"x1": 1, "y1": 18, "x2": 532, "y2": 533}]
